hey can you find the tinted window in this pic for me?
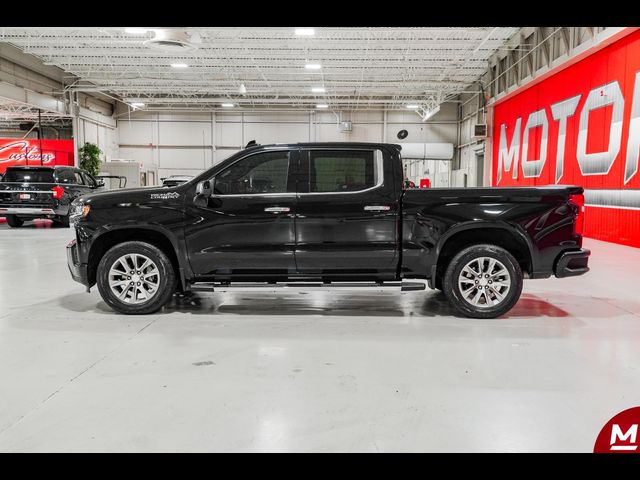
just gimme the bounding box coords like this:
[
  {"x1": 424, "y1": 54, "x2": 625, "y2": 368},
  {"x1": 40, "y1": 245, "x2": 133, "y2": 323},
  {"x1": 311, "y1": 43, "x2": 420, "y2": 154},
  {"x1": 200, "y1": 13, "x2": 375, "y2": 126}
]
[
  {"x1": 74, "y1": 172, "x2": 85, "y2": 184},
  {"x1": 82, "y1": 172, "x2": 96, "y2": 187},
  {"x1": 56, "y1": 169, "x2": 77, "y2": 184},
  {"x1": 309, "y1": 150, "x2": 376, "y2": 193},
  {"x1": 2, "y1": 168, "x2": 55, "y2": 183},
  {"x1": 214, "y1": 151, "x2": 290, "y2": 195}
]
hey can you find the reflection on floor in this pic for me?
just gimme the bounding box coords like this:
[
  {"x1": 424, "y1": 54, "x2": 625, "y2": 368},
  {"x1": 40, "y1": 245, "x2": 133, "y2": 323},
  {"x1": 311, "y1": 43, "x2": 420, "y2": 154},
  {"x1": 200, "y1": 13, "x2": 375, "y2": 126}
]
[{"x1": 0, "y1": 222, "x2": 639, "y2": 452}]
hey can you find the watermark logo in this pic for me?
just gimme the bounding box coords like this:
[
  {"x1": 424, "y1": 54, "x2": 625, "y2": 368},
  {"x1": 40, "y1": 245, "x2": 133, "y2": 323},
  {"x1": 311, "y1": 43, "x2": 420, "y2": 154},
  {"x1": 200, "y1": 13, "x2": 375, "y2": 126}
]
[{"x1": 594, "y1": 406, "x2": 640, "y2": 453}]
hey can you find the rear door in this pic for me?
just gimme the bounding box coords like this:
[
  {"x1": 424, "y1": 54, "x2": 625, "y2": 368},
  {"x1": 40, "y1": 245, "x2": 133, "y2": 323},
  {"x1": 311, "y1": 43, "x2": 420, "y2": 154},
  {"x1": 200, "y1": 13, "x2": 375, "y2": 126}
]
[{"x1": 294, "y1": 147, "x2": 400, "y2": 279}]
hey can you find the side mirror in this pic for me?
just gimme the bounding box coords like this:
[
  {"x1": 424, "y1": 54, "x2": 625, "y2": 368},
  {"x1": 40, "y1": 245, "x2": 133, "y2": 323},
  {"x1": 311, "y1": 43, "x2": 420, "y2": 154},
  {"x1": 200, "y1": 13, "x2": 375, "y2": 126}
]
[
  {"x1": 96, "y1": 179, "x2": 105, "y2": 188},
  {"x1": 196, "y1": 179, "x2": 212, "y2": 196}
]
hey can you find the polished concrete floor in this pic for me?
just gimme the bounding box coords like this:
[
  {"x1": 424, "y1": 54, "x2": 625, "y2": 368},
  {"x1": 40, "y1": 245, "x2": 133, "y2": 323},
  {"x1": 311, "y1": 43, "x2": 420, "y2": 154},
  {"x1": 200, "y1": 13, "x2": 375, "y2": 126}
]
[{"x1": 0, "y1": 219, "x2": 639, "y2": 452}]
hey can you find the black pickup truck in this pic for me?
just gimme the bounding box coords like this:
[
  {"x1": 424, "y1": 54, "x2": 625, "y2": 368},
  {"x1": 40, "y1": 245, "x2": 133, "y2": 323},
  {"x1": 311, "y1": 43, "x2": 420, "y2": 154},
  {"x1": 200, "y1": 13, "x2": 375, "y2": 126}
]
[
  {"x1": 0, "y1": 166, "x2": 103, "y2": 227},
  {"x1": 66, "y1": 142, "x2": 590, "y2": 318}
]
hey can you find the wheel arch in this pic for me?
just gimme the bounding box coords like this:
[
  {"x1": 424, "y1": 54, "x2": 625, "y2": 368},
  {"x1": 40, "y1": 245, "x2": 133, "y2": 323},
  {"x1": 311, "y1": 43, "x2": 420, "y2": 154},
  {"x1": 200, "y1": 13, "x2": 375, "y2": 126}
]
[
  {"x1": 434, "y1": 222, "x2": 534, "y2": 288},
  {"x1": 87, "y1": 226, "x2": 186, "y2": 290}
]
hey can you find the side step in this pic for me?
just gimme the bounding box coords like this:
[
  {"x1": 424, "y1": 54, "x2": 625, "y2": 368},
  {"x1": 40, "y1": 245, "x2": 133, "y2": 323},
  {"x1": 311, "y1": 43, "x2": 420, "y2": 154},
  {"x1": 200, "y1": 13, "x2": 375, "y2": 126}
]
[{"x1": 190, "y1": 281, "x2": 427, "y2": 293}]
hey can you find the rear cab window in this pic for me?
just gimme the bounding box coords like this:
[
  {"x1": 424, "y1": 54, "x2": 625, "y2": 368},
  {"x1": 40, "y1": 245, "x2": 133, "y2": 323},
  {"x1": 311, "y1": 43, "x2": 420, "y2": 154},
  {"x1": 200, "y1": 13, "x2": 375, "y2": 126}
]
[
  {"x1": 2, "y1": 168, "x2": 55, "y2": 183},
  {"x1": 55, "y1": 169, "x2": 79, "y2": 184},
  {"x1": 304, "y1": 149, "x2": 383, "y2": 193}
]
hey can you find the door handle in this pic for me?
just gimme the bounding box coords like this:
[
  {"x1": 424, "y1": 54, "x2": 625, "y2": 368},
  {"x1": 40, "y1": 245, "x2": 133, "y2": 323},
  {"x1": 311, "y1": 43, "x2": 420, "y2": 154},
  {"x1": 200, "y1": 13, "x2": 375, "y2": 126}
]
[
  {"x1": 264, "y1": 206, "x2": 291, "y2": 213},
  {"x1": 364, "y1": 205, "x2": 391, "y2": 212}
]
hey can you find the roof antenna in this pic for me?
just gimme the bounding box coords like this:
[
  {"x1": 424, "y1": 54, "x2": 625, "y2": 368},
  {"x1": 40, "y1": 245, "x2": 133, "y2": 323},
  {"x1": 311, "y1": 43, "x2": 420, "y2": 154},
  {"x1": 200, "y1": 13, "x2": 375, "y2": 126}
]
[{"x1": 245, "y1": 140, "x2": 258, "y2": 148}]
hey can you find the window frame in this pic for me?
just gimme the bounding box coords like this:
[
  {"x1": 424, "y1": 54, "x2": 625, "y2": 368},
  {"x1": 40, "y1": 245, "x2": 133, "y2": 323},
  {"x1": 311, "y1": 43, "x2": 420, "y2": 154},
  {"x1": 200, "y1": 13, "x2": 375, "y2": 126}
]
[
  {"x1": 73, "y1": 171, "x2": 85, "y2": 185},
  {"x1": 300, "y1": 148, "x2": 384, "y2": 195},
  {"x1": 210, "y1": 148, "x2": 297, "y2": 197},
  {"x1": 82, "y1": 172, "x2": 97, "y2": 187}
]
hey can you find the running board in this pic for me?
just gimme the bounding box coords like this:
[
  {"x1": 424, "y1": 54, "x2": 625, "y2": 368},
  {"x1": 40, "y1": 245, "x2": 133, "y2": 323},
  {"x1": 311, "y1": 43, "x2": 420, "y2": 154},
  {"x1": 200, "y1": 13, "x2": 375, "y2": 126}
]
[{"x1": 190, "y1": 281, "x2": 427, "y2": 293}]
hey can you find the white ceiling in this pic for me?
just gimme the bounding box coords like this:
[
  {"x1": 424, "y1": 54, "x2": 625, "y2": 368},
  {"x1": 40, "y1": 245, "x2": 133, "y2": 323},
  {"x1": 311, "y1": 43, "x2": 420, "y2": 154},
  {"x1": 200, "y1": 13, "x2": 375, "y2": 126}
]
[{"x1": 0, "y1": 27, "x2": 518, "y2": 111}]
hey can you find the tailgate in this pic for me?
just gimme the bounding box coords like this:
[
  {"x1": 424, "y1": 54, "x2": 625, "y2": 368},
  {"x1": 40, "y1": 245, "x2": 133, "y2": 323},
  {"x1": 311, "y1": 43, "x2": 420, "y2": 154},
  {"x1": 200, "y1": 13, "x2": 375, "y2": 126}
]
[{"x1": 0, "y1": 182, "x2": 57, "y2": 207}]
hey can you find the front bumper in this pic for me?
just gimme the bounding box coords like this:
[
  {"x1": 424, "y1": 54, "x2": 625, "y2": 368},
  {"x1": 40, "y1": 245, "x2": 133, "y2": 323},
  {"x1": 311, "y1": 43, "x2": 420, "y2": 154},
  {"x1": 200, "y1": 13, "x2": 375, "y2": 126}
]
[
  {"x1": 67, "y1": 239, "x2": 91, "y2": 288},
  {"x1": 554, "y1": 248, "x2": 590, "y2": 278}
]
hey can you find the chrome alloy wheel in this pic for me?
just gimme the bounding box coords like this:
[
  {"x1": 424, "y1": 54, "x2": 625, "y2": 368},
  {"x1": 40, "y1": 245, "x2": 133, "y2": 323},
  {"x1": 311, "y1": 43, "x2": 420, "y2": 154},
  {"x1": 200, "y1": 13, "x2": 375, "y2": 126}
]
[
  {"x1": 457, "y1": 257, "x2": 511, "y2": 308},
  {"x1": 108, "y1": 253, "x2": 160, "y2": 304}
]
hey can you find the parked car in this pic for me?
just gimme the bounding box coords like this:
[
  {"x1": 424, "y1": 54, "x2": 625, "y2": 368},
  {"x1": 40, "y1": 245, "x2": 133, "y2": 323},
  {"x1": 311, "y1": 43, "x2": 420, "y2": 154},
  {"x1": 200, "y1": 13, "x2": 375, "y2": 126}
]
[
  {"x1": 0, "y1": 166, "x2": 103, "y2": 227},
  {"x1": 161, "y1": 175, "x2": 194, "y2": 187},
  {"x1": 66, "y1": 142, "x2": 590, "y2": 318}
]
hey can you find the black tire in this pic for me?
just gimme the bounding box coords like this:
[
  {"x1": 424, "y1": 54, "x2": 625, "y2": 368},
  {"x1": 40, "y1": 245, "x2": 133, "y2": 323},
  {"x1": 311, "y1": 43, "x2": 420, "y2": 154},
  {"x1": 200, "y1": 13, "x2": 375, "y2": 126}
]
[
  {"x1": 97, "y1": 241, "x2": 177, "y2": 315},
  {"x1": 54, "y1": 215, "x2": 70, "y2": 228},
  {"x1": 443, "y1": 244, "x2": 523, "y2": 319},
  {"x1": 5, "y1": 215, "x2": 23, "y2": 228}
]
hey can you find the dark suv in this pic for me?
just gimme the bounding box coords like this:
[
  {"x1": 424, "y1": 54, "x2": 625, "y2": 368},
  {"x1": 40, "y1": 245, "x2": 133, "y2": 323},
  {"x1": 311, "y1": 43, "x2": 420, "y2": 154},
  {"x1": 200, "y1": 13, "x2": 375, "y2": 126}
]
[{"x1": 0, "y1": 166, "x2": 103, "y2": 227}]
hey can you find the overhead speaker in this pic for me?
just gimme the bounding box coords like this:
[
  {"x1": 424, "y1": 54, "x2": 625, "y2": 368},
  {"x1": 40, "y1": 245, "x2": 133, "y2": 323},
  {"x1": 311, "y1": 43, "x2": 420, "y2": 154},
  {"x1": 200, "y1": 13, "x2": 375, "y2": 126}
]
[
  {"x1": 397, "y1": 129, "x2": 408, "y2": 140},
  {"x1": 474, "y1": 124, "x2": 487, "y2": 138}
]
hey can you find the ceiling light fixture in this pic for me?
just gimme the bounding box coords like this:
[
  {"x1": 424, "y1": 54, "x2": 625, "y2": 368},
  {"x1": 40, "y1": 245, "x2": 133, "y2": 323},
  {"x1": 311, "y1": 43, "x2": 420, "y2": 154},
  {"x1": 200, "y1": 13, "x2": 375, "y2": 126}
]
[
  {"x1": 406, "y1": 104, "x2": 420, "y2": 109},
  {"x1": 311, "y1": 87, "x2": 326, "y2": 93},
  {"x1": 239, "y1": 84, "x2": 247, "y2": 95},
  {"x1": 305, "y1": 63, "x2": 322, "y2": 70},
  {"x1": 125, "y1": 28, "x2": 149, "y2": 35},
  {"x1": 316, "y1": 104, "x2": 329, "y2": 109},
  {"x1": 130, "y1": 102, "x2": 145, "y2": 108},
  {"x1": 295, "y1": 28, "x2": 315, "y2": 36},
  {"x1": 221, "y1": 103, "x2": 234, "y2": 108},
  {"x1": 170, "y1": 63, "x2": 189, "y2": 69}
]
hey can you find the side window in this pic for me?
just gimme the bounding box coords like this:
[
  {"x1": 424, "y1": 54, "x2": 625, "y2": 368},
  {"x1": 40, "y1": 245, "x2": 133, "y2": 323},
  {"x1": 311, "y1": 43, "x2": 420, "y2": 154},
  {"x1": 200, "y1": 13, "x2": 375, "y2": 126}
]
[
  {"x1": 308, "y1": 150, "x2": 380, "y2": 193},
  {"x1": 82, "y1": 172, "x2": 97, "y2": 187},
  {"x1": 214, "y1": 151, "x2": 290, "y2": 195},
  {"x1": 74, "y1": 172, "x2": 85, "y2": 185},
  {"x1": 56, "y1": 169, "x2": 77, "y2": 184}
]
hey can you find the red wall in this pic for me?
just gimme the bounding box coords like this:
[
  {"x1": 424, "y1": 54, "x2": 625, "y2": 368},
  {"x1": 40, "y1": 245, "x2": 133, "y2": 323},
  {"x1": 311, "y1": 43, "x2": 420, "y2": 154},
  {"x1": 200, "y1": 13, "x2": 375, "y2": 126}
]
[
  {"x1": 491, "y1": 29, "x2": 640, "y2": 248},
  {"x1": 0, "y1": 139, "x2": 74, "y2": 174}
]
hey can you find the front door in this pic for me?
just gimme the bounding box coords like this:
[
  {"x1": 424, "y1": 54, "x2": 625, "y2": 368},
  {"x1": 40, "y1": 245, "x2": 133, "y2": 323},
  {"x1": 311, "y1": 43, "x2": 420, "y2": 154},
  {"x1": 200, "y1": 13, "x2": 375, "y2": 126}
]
[
  {"x1": 184, "y1": 149, "x2": 298, "y2": 278},
  {"x1": 294, "y1": 148, "x2": 400, "y2": 279}
]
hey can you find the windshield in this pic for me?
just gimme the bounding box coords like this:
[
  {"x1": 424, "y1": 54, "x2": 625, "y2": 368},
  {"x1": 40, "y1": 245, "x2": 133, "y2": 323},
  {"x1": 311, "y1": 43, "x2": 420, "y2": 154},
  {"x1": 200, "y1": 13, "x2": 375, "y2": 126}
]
[{"x1": 2, "y1": 168, "x2": 55, "y2": 183}]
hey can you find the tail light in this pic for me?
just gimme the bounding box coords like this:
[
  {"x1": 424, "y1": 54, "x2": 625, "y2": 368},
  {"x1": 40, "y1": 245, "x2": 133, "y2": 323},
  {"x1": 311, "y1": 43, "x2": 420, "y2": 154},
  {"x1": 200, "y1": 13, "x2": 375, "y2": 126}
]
[
  {"x1": 51, "y1": 185, "x2": 64, "y2": 199},
  {"x1": 569, "y1": 193, "x2": 585, "y2": 236}
]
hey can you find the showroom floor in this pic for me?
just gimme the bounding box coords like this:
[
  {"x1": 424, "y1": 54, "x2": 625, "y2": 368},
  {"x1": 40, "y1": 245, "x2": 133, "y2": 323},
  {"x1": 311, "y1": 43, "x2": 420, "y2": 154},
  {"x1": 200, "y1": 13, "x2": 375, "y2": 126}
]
[{"x1": 0, "y1": 221, "x2": 638, "y2": 452}]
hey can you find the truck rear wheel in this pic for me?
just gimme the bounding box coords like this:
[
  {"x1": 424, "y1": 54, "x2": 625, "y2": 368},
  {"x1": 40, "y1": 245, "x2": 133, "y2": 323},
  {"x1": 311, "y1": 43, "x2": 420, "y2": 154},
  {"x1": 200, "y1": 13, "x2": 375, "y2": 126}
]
[
  {"x1": 443, "y1": 244, "x2": 523, "y2": 319},
  {"x1": 96, "y1": 241, "x2": 177, "y2": 315},
  {"x1": 5, "y1": 215, "x2": 23, "y2": 228}
]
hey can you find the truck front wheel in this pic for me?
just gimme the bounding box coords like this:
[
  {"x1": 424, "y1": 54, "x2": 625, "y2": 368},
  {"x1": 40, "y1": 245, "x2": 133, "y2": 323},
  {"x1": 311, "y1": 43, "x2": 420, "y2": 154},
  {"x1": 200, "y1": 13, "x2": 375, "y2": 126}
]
[
  {"x1": 96, "y1": 241, "x2": 177, "y2": 314},
  {"x1": 443, "y1": 244, "x2": 523, "y2": 319}
]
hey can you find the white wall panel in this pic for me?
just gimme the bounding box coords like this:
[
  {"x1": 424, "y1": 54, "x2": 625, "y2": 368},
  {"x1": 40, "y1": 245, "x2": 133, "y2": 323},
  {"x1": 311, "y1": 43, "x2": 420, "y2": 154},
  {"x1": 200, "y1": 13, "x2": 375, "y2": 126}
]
[
  {"x1": 118, "y1": 120, "x2": 155, "y2": 145},
  {"x1": 82, "y1": 120, "x2": 98, "y2": 145},
  {"x1": 244, "y1": 122, "x2": 309, "y2": 144},
  {"x1": 159, "y1": 121, "x2": 211, "y2": 146},
  {"x1": 116, "y1": 108, "x2": 459, "y2": 179},
  {"x1": 158, "y1": 148, "x2": 211, "y2": 171},
  {"x1": 216, "y1": 122, "x2": 243, "y2": 147},
  {"x1": 117, "y1": 147, "x2": 153, "y2": 167}
]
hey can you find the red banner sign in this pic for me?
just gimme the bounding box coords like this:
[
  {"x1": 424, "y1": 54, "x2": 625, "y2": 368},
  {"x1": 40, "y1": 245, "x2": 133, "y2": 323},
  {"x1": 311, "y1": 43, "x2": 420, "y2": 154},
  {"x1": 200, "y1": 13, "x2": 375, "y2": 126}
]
[
  {"x1": 0, "y1": 139, "x2": 75, "y2": 174},
  {"x1": 491, "y1": 29, "x2": 640, "y2": 248}
]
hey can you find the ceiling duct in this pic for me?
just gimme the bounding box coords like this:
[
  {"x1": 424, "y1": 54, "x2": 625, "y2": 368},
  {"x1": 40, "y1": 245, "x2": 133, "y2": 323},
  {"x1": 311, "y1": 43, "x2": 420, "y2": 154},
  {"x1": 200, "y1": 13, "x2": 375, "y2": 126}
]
[{"x1": 144, "y1": 29, "x2": 201, "y2": 53}]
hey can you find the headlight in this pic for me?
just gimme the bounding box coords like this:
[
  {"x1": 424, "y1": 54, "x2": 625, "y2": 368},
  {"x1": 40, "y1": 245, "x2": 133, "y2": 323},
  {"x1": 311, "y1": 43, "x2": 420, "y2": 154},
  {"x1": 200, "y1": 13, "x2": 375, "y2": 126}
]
[{"x1": 70, "y1": 201, "x2": 91, "y2": 219}]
